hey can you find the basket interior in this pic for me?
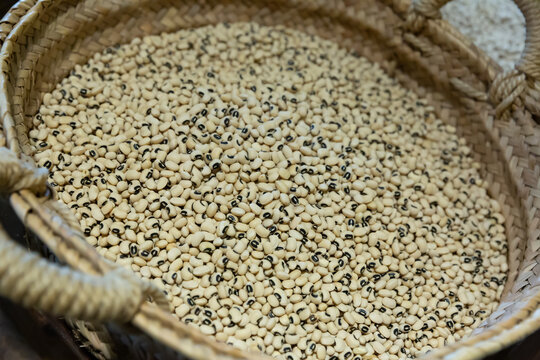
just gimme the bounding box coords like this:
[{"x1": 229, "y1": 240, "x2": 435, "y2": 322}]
[{"x1": 1, "y1": 0, "x2": 538, "y2": 355}]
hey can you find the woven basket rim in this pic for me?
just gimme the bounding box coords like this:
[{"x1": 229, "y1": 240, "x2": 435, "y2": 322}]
[{"x1": 0, "y1": 0, "x2": 539, "y2": 360}]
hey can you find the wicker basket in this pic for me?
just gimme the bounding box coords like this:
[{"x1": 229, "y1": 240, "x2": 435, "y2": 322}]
[{"x1": 0, "y1": 0, "x2": 539, "y2": 359}]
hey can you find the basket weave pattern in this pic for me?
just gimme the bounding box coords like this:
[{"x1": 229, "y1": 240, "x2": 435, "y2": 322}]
[{"x1": 0, "y1": 0, "x2": 539, "y2": 359}]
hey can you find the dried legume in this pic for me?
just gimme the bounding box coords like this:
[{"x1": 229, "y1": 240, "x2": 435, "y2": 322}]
[{"x1": 31, "y1": 22, "x2": 508, "y2": 360}]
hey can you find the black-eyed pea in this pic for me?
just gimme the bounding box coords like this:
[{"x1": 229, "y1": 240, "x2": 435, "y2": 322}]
[{"x1": 34, "y1": 23, "x2": 507, "y2": 359}]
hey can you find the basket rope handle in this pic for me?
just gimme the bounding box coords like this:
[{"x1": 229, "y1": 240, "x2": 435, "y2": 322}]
[
  {"x1": 0, "y1": 147, "x2": 168, "y2": 322},
  {"x1": 1, "y1": 147, "x2": 268, "y2": 360},
  {"x1": 407, "y1": 0, "x2": 540, "y2": 120}
]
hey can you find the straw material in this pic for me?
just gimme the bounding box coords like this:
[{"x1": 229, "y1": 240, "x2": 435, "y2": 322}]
[
  {"x1": 0, "y1": 224, "x2": 163, "y2": 323},
  {"x1": 410, "y1": 0, "x2": 540, "y2": 121},
  {"x1": 0, "y1": 147, "x2": 169, "y2": 322},
  {"x1": 0, "y1": 147, "x2": 47, "y2": 195},
  {"x1": 0, "y1": 0, "x2": 539, "y2": 359}
]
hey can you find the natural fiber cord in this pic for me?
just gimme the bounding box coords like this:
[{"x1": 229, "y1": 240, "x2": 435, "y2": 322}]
[
  {"x1": 0, "y1": 231, "x2": 139, "y2": 322},
  {"x1": 0, "y1": 147, "x2": 47, "y2": 195},
  {"x1": 489, "y1": 69, "x2": 528, "y2": 119},
  {"x1": 0, "y1": 146, "x2": 168, "y2": 323},
  {"x1": 410, "y1": 0, "x2": 540, "y2": 122}
]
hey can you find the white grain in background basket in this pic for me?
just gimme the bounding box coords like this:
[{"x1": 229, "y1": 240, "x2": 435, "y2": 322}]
[{"x1": 442, "y1": 0, "x2": 525, "y2": 70}]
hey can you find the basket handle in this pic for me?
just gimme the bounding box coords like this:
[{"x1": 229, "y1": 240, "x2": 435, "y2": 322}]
[
  {"x1": 0, "y1": 147, "x2": 168, "y2": 322},
  {"x1": 408, "y1": 0, "x2": 540, "y2": 120}
]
